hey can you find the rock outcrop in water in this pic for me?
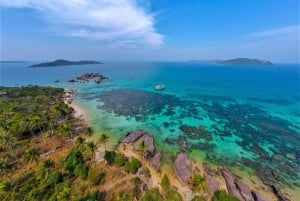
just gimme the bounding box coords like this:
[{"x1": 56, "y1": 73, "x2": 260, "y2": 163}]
[
  {"x1": 174, "y1": 153, "x2": 192, "y2": 185},
  {"x1": 67, "y1": 72, "x2": 108, "y2": 83}
]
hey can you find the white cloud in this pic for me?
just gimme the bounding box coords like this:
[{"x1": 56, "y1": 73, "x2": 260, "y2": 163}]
[
  {"x1": 248, "y1": 25, "x2": 299, "y2": 37},
  {"x1": 0, "y1": 0, "x2": 163, "y2": 47}
]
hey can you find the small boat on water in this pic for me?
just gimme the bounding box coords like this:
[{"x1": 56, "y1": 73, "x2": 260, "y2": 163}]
[{"x1": 155, "y1": 84, "x2": 165, "y2": 90}]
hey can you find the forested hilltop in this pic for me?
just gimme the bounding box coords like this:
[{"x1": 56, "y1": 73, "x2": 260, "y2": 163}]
[{"x1": 0, "y1": 86, "x2": 239, "y2": 201}]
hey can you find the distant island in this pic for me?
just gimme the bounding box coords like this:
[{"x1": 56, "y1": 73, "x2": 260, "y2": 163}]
[
  {"x1": 30, "y1": 59, "x2": 102, "y2": 67},
  {"x1": 216, "y1": 58, "x2": 273, "y2": 66}
]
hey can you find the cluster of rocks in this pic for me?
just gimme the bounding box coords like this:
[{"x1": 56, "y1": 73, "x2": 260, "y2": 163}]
[
  {"x1": 122, "y1": 130, "x2": 156, "y2": 159},
  {"x1": 221, "y1": 168, "x2": 270, "y2": 201},
  {"x1": 68, "y1": 72, "x2": 108, "y2": 84},
  {"x1": 122, "y1": 131, "x2": 291, "y2": 201},
  {"x1": 63, "y1": 89, "x2": 75, "y2": 104}
]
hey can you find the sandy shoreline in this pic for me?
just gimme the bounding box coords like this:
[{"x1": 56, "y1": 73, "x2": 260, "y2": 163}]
[{"x1": 69, "y1": 101, "x2": 91, "y2": 125}]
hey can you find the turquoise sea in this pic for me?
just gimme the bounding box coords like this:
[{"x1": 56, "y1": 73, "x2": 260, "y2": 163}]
[{"x1": 1, "y1": 61, "x2": 300, "y2": 192}]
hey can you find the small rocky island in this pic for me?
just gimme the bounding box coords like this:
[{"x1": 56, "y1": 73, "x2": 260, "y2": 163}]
[
  {"x1": 216, "y1": 58, "x2": 273, "y2": 66},
  {"x1": 67, "y1": 72, "x2": 108, "y2": 84},
  {"x1": 30, "y1": 59, "x2": 102, "y2": 67}
]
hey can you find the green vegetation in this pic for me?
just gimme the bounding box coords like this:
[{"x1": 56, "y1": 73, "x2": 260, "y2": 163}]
[
  {"x1": 166, "y1": 190, "x2": 182, "y2": 201},
  {"x1": 124, "y1": 158, "x2": 141, "y2": 174},
  {"x1": 190, "y1": 174, "x2": 208, "y2": 194},
  {"x1": 192, "y1": 195, "x2": 207, "y2": 201},
  {"x1": 161, "y1": 174, "x2": 171, "y2": 192},
  {"x1": 104, "y1": 150, "x2": 128, "y2": 167},
  {"x1": 104, "y1": 151, "x2": 117, "y2": 165},
  {"x1": 64, "y1": 149, "x2": 84, "y2": 174},
  {"x1": 161, "y1": 175, "x2": 182, "y2": 201},
  {"x1": 212, "y1": 190, "x2": 240, "y2": 201},
  {"x1": 74, "y1": 164, "x2": 88, "y2": 180},
  {"x1": 98, "y1": 134, "x2": 110, "y2": 151},
  {"x1": 141, "y1": 188, "x2": 163, "y2": 201}
]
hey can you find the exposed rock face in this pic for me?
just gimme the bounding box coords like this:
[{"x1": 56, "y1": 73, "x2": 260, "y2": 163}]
[
  {"x1": 133, "y1": 134, "x2": 155, "y2": 158},
  {"x1": 174, "y1": 153, "x2": 192, "y2": 185},
  {"x1": 270, "y1": 185, "x2": 290, "y2": 201},
  {"x1": 235, "y1": 180, "x2": 254, "y2": 201},
  {"x1": 143, "y1": 134, "x2": 155, "y2": 157},
  {"x1": 207, "y1": 176, "x2": 219, "y2": 198},
  {"x1": 150, "y1": 152, "x2": 162, "y2": 171},
  {"x1": 122, "y1": 130, "x2": 146, "y2": 143},
  {"x1": 221, "y1": 168, "x2": 244, "y2": 201},
  {"x1": 252, "y1": 191, "x2": 268, "y2": 201}
]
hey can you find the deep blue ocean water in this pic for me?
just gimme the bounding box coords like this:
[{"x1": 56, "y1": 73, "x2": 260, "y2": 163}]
[{"x1": 1, "y1": 61, "x2": 300, "y2": 192}]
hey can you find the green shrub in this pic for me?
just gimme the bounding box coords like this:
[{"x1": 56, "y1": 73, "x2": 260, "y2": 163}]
[
  {"x1": 141, "y1": 167, "x2": 151, "y2": 178},
  {"x1": 87, "y1": 168, "x2": 106, "y2": 185},
  {"x1": 124, "y1": 158, "x2": 141, "y2": 174},
  {"x1": 114, "y1": 153, "x2": 128, "y2": 166},
  {"x1": 141, "y1": 188, "x2": 163, "y2": 201},
  {"x1": 63, "y1": 149, "x2": 84, "y2": 174},
  {"x1": 166, "y1": 189, "x2": 182, "y2": 201},
  {"x1": 192, "y1": 195, "x2": 207, "y2": 201},
  {"x1": 47, "y1": 171, "x2": 63, "y2": 185},
  {"x1": 131, "y1": 177, "x2": 141, "y2": 186},
  {"x1": 77, "y1": 190, "x2": 106, "y2": 201},
  {"x1": 161, "y1": 174, "x2": 171, "y2": 192},
  {"x1": 212, "y1": 190, "x2": 240, "y2": 201},
  {"x1": 104, "y1": 151, "x2": 117, "y2": 165},
  {"x1": 74, "y1": 164, "x2": 88, "y2": 180}
]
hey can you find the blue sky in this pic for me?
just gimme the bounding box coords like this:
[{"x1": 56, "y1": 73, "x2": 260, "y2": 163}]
[{"x1": 1, "y1": 0, "x2": 299, "y2": 62}]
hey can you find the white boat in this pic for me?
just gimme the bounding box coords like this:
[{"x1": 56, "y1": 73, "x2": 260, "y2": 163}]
[{"x1": 155, "y1": 84, "x2": 165, "y2": 90}]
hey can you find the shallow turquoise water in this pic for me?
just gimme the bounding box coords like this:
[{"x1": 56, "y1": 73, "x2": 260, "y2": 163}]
[{"x1": 1, "y1": 61, "x2": 300, "y2": 188}]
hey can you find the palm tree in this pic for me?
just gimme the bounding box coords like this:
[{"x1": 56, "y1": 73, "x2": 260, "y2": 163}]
[
  {"x1": 98, "y1": 134, "x2": 110, "y2": 151},
  {"x1": 0, "y1": 159, "x2": 11, "y2": 182},
  {"x1": 75, "y1": 137, "x2": 85, "y2": 151},
  {"x1": 189, "y1": 174, "x2": 207, "y2": 194},
  {"x1": 0, "y1": 180, "x2": 16, "y2": 201},
  {"x1": 39, "y1": 159, "x2": 55, "y2": 183},
  {"x1": 56, "y1": 187, "x2": 71, "y2": 201},
  {"x1": 0, "y1": 133, "x2": 18, "y2": 161},
  {"x1": 85, "y1": 127, "x2": 93, "y2": 137},
  {"x1": 85, "y1": 142, "x2": 97, "y2": 162},
  {"x1": 24, "y1": 148, "x2": 40, "y2": 164}
]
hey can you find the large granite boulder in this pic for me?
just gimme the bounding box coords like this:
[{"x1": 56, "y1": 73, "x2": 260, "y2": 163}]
[
  {"x1": 144, "y1": 134, "x2": 155, "y2": 156},
  {"x1": 122, "y1": 130, "x2": 146, "y2": 143},
  {"x1": 174, "y1": 153, "x2": 192, "y2": 185},
  {"x1": 251, "y1": 191, "x2": 268, "y2": 201},
  {"x1": 221, "y1": 168, "x2": 244, "y2": 201},
  {"x1": 270, "y1": 185, "x2": 290, "y2": 201},
  {"x1": 207, "y1": 176, "x2": 219, "y2": 198},
  {"x1": 235, "y1": 180, "x2": 254, "y2": 201},
  {"x1": 133, "y1": 134, "x2": 155, "y2": 158},
  {"x1": 150, "y1": 152, "x2": 162, "y2": 171}
]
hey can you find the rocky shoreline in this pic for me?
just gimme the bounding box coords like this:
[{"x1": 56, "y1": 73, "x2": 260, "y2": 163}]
[{"x1": 120, "y1": 130, "x2": 292, "y2": 201}]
